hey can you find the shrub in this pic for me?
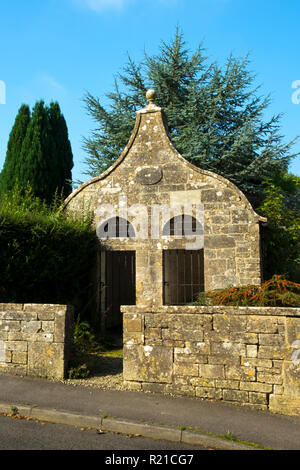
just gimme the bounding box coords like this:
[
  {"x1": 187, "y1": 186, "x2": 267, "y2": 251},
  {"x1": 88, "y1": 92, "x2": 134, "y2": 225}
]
[
  {"x1": 0, "y1": 185, "x2": 98, "y2": 324},
  {"x1": 193, "y1": 275, "x2": 300, "y2": 307}
]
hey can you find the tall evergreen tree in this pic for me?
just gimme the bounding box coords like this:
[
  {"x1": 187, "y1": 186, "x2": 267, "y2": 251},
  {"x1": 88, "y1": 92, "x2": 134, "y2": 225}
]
[
  {"x1": 0, "y1": 100, "x2": 74, "y2": 204},
  {"x1": 48, "y1": 102, "x2": 73, "y2": 199},
  {"x1": 0, "y1": 104, "x2": 31, "y2": 191},
  {"x1": 83, "y1": 29, "x2": 298, "y2": 207},
  {"x1": 19, "y1": 100, "x2": 56, "y2": 203}
]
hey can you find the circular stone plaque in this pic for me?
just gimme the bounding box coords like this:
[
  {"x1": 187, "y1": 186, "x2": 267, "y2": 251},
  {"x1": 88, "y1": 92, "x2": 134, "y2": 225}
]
[{"x1": 135, "y1": 165, "x2": 163, "y2": 185}]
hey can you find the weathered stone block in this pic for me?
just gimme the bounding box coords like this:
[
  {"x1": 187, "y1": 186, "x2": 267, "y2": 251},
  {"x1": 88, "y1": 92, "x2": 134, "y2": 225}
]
[
  {"x1": 28, "y1": 342, "x2": 65, "y2": 379},
  {"x1": 213, "y1": 314, "x2": 246, "y2": 334},
  {"x1": 126, "y1": 318, "x2": 143, "y2": 333},
  {"x1": 247, "y1": 317, "x2": 278, "y2": 334},
  {"x1": 41, "y1": 321, "x2": 55, "y2": 333},
  {"x1": 12, "y1": 351, "x2": 27, "y2": 365},
  {"x1": 174, "y1": 363, "x2": 198, "y2": 377},
  {"x1": 175, "y1": 352, "x2": 208, "y2": 364},
  {"x1": 0, "y1": 311, "x2": 36, "y2": 321},
  {"x1": 196, "y1": 387, "x2": 223, "y2": 400},
  {"x1": 239, "y1": 382, "x2": 273, "y2": 393},
  {"x1": 241, "y1": 357, "x2": 273, "y2": 368},
  {"x1": 0, "y1": 321, "x2": 21, "y2": 331},
  {"x1": 33, "y1": 333, "x2": 54, "y2": 343},
  {"x1": 199, "y1": 364, "x2": 224, "y2": 379},
  {"x1": 248, "y1": 392, "x2": 268, "y2": 405},
  {"x1": 175, "y1": 342, "x2": 210, "y2": 356},
  {"x1": 257, "y1": 372, "x2": 283, "y2": 385},
  {"x1": 0, "y1": 304, "x2": 23, "y2": 312},
  {"x1": 205, "y1": 235, "x2": 235, "y2": 249},
  {"x1": 25, "y1": 304, "x2": 57, "y2": 320},
  {"x1": 223, "y1": 389, "x2": 249, "y2": 403},
  {"x1": 258, "y1": 334, "x2": 284, "y2": 346},
  {"x1": 190, "y1": 377, "x2": 215, "y2": 388},
  {"x1": 258, "y1": 346, "x2": 286, "y2": 360},
  {"x1": 207, "y1": 355, "x2": 241, "y2": 367},
  {"x1": 4, "y1": 350, "x2": 12, "y2": 363},
  {"x1": 215, "y1": 379, "x2": 240, "y2": 389},
  {"x1": 225, "y1": 365, "x2": 256, "y2": 382},
  {"x1": 211, "y1": 341, "x2": 246, "y2": 357},
  {"x1": 123, "y1": 345, "x2": 173, "y2": 383},
  {"x1": 21, "y1": 321, "x2": 42, "y2": 334},
  {"x1": 281, "y1": 361, "x2": 300, "y2": 397},
  {"x1": 7, "y1": 332, "x2": 23, "y2": 341},
  {"x1": 232, "y1": 210, "x2": 249, "y2": 224},
  {"x1": 144, "y1": 314, "x2": 169, "y2": 329},
  {"x1": 6, "y1": 341, "x2": 27, "y2": 352},
  {"x1": 246, "y1": 345, "x2": 258, "y2": 358},
  {"x1": 123, "y1": 332, "x2": 144, "y2": 346},
  {"x1": 285, "y1": 317, "x2": 300, "y2": 347},
  {"x1": 269, "y1": 395, "x2": 300, "y2": 417},
  {"x1": 162, "y1": 329, "x2": 204, "y2": 342},
  {"x1": 0, "y1": 363, "x2": 27, "y2": 375},
  {"x1": 54, "y1": 311, "x2": 67, "y2": 343}
]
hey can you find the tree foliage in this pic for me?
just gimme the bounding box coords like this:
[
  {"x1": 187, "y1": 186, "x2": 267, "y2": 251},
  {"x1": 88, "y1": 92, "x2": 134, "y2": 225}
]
[
  {"x1": 83, "y1": 29, "x2": 298, "y2": 207},
  {"x1": 258, "y1": 175, "x2": 300, "y2": 281},
  {"x1": 48, "y1": 102, "x2": 73, "y2": 198},
  {"x1": 0, "y1": 104, "x2": 31, "y2": 191},
  {"x1": 193, "y1": 275, "x2": 300, "y2": 307},
  {"x1": 0, "y1": 101, "x2": 74, "y2": 204}
]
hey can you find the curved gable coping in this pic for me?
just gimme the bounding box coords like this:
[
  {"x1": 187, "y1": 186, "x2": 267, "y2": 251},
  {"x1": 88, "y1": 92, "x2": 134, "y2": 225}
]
[{"x1": 63, "y1": 107, "x2": 267, "y2": 223}]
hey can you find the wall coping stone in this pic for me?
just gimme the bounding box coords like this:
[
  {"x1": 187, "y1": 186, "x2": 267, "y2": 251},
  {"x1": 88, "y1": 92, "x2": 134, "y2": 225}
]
[{"x1": 121, "y1": 305, "x2": 300, "y2": 317}]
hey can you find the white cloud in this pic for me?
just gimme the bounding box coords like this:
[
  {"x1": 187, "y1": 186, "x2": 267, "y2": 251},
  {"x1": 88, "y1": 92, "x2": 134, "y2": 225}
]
[{"x1": 40, "y1": 74, "x2": 65, "y2": 91}]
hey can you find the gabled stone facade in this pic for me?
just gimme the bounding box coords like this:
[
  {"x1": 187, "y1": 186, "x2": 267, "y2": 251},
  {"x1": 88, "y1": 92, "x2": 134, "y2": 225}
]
[{"x1": 64, "y1": 91, "x2": 266, "y2": 327}]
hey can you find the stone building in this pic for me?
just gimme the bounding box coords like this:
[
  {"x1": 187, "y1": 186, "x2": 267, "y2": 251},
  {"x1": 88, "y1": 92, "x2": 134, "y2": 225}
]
[{"x1": 64, "y1": 90, "x2": 266, "y2": 329}]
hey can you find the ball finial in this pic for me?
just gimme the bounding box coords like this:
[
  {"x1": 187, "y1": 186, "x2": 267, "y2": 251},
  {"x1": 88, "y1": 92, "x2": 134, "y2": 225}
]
[{"x1": 146, "y1": 89, "x2": 156, "y2": 104}]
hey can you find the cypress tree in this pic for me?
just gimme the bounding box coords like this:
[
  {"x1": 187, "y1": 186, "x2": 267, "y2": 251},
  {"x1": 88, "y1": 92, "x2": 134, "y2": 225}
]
[
  {"x1": 48, "y1": 102, "x2": 73, "y2": 199},
  {"x1": 0, "y1": 104, "x2": 31, "y2": 192},
  {"x1": 1, "y1": 100, "x2": 75, "y2": 204},
  {"x1": 19, "y1": 100, "x2": 56, "y2": 203}
]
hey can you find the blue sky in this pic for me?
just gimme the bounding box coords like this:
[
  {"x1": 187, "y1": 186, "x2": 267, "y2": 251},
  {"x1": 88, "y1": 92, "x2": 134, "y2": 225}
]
[{"x1": 0, "y1": 0, "x2": 299, "y2": 184}]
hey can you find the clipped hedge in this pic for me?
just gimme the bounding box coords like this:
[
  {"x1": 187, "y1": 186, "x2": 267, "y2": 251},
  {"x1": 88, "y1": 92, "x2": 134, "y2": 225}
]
[
  {"x1": 0, "y1": 187, "x2": 98, "y2": 323},
  {"x1": 193, "y1": 275, "x2": 300, "y2": 307}
]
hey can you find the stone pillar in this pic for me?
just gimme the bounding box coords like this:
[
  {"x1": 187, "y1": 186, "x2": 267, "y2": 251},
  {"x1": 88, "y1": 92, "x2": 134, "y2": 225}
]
[{"x1": 136, "y1": 247, "x2": 163, "y2": 307}]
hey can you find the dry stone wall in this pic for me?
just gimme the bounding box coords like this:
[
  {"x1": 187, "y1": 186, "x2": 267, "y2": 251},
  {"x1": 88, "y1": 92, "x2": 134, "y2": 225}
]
[
  {"x1": 0, "y1": 304, "x2": 73, "y2": 380},
  {"x1": 123, "y1": 305, "x2": 300, "y2": 417}
]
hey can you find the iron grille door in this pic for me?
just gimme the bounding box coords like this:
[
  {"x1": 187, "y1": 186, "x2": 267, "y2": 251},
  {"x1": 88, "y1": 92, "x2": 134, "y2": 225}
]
[
  {"x1": 102, "y1": 250, "x2": 136, "y2": 328},
  {"x1": 163, "y1": 249, "x2": 204, "y2": 305}
]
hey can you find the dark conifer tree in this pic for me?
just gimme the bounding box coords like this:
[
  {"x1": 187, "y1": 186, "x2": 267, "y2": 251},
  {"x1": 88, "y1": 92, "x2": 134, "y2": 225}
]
[
  {"x1": 83, "y1": 29, "x2": 298, "y2": 207},
  {"x1": 0, "y1": 104, "x2": 31, "y2": 191},
  {"x1": 48, "y1": 101, "x2": 73, "y2": 199},
  {"x1": 1, "y1": 101, "x2": 74, "y2": 204},
  {"x1": 19, "y1": 100, "x2": 56, "y2": 203}
]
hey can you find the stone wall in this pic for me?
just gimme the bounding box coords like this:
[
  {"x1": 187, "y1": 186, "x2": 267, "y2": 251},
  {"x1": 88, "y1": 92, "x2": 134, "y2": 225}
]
[
  {"x1": 123, "y1": 305, "x2": 300, "y2": 417},
  {"x1": 0, "y1": 304, "x2": 74, "y2": 380}
]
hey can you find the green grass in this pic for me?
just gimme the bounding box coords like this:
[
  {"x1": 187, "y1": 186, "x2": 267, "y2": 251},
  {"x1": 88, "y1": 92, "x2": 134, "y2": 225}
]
[
  {"x1": 194, "y1": 428, "x2": 272, "y2": 450},
  {"x1": 101, "y1": 348, "x2": 123, "y2": 358}
]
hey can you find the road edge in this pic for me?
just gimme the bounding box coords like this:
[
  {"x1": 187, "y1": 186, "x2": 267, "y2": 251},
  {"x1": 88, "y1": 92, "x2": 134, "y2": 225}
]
[{"x1": 0, "y1": 401, "x2": 263, "y2": 451}]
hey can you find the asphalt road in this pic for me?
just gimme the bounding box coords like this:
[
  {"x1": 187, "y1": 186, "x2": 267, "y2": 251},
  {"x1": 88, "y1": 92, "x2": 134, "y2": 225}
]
[{"x1": 0, "y1": 415, "x2": 209, "y2": 452}]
